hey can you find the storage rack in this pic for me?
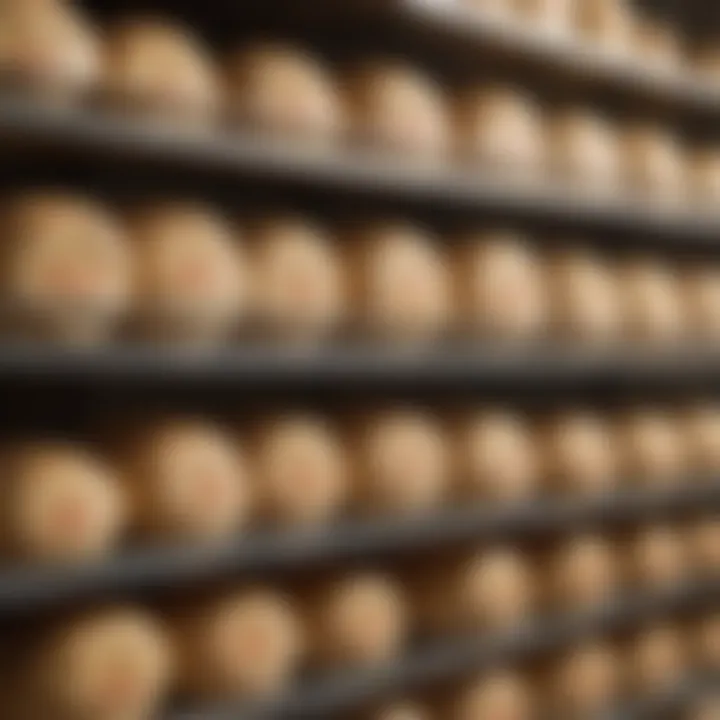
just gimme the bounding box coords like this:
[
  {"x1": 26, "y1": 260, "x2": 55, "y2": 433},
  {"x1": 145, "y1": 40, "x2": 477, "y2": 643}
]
[{"x1": 2, "y1": 0, "x2": 720, "y2": 718}]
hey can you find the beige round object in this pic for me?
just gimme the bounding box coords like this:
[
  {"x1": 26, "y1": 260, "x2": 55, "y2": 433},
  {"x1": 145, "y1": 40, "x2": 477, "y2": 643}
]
[
  {"x1": 226, "y1": 43, "x2": 341, "y2": 139},
  {"x1": 130, "y1": 203, "x2": 247, "y2": 344},
  {"x1": 690, "y1": 151, "x2": 720, "y2": 204},
  {"x1": 348, "y1": 223, "x2": 451, "y2": 342},
  {"x1": 411, "y1": 548, "x2": 534, "y2": 633},
  {"x1": 0, "y1": 0, "x2": 100, "y2": 98},
  {"x1": 305, "y1": 574, "x2": 407, "y2": 667},
  {"x1": 173, "y1": 588, "x2": 303, "y2": 698},
  {"x1": 688, "y1": 518, "x2": 720, "y2": 574},
  {"x1": 542, "y1": 411, "x2": 617, "y2": 495},
  {"x1": 680, "y1": 405, "x2": 720, "y2": 475},
  {"x1": 369, "y1": 702, "x2": 432, "y2": 720},
  {"x1": 549, "y1": 536, "x2": 618, "y2": 610},
  {"x1": 249, "y1": 217, "x2": 345, "y2": 340},
  {"x1": 3, "y1": 443, "x2": 126, "y2": 563},
  {"x1": 2, "y1": 193, "x2": 131, "y2": 344},
  {"x1": 450, "y1": 672, "x2": 534, "y2": 720},
  {"x1": 620, "y1": 125, "x2": 686, "y2": 201},
  {"x1": 346, "y1": 61, "x2": 448, "y2": 157},
  {"x1": 572, "y1": 0, "x2": 634, "y2": 54},
  {"x1": 546, "y1": 110, "x2": 620, "y2": 191},
  {"x1": 682, "y1": 267, "x2": 720, "y2": 341},
  {"x1": 454, "y1": 231, "x2": 546, "y2": 339},
  {"x1": 629, "y1": 625, "x2": 687, "y2": 692},
  {"x1": 634, "y1": 19, "x2": 683, "y2": 72},
  {"x1": 102, "y1": 18, "x2": 219, "y2": 123},
  {"x1": 695, "y1": 614, "x2": 720, "y2": 668},
  {"x1": 615, "y1": 409, "x2": 685, "y2": 485},
  {"x1": 455, "y1": 85, "x2": 544, "y2": 172},
  {"x1": 462, "y1": 0, "x2": 514, "y2": 20},
  {"x1": 352, "y1": 410, "x2": 449, "y2": 517},
  {"x1": 456, "y1": 410, "x2": 539, "y2": 502},
  {"x1": 616, "y1": 259, "x2": 683, "y2": 345},
  {"x1": 630, "y1": 525, "x2": 687, "y2": 589},
  {"x1": 251, "y1": 415, "x2": 348, "y2": 527},
  {"x1": 119, "y1": 418, "x2": 250, "y2": 542},
  {"x1": 549, "y1": 644, "x2": 620, "y2": 715},
  {"x1": 28, "y1": 607, "x2": 173, "y2": 720},
  {"x1": 512, "y1": 0, "x2": 573, "y2": 34},
  {"x1": 546, "y1": 249, "x2": 620, "y2": 343}
]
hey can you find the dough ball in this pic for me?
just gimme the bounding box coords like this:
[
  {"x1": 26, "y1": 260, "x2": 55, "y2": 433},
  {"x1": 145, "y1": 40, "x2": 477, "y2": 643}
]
[
  {"x1": 512, "y1": 0, "x2": 573, "y2": 34},
  {"x1": 173, "y1": 588, "x2": 303, "y2": 698},
  {"x1": 248, "y1": 217, "x2": 345, "y2": 340},
  {"x1": 251, "y1": 414, "x2": 348, "y2": 527},
  {"x1": 29, "y1": 607, "x2": 173, "y2": 720},
  {"x1": 450, "y1": 672, "x2": 534, "y2": 720},
  {"x1": 690, "y1": 697, "x2": 720, "y2": 720},
  {"x1": 688, "y1": 518, "x2": 720, "y2": 574},
  {"x1": 3, "y1": 193, "x2": 131, "y2": 344},
  {"x1": 572, "y1": 0, "x2": 634, "y2": 54},
  {"x1": 546, "y1": 110, "x2": 620, "y2": 191},
  {"x1": 690, "y1": 150, "x2": 720, "y2": 205},
  {"x1": 102, "y1": 17, "x2": 219, "y2": 123},
  {"x1": 634, "y1": 18, "x2": 683, "y2": 72},
  {"x1": 630, "y1": 525, "x2": 687, "y2": 589},
  {"x1": 616, "y1": 259, "x2": 683, "y2": 345},
  {"x1": 455, "y1": 85, "x2": 544, "y2": 172},
  {"x1": 628, "y1": 625, "x2": 687, "y2": 692},
  {"x1": 305, "y1": 574, "x2": 407, "y2": 667},
  {"x1": 346, "y1": 61, "x2": 448, "y2": 157},
  {"x1": 226, "y1": 43, "x2": 341, "y2": 139},
  {"x1": 694, "y1": 614, "x2": 720, "y2": 669},
  {"x1": 0, "y1": 0, "x2": 100, "y2": 98},
  {"x1": 348, "y1": 222, "x2": 451, "y2": 342},
  {"x1": 542, "y1": 411, "x2": 617, "y2": 496},
  {"x1": 549, "y1": 536, "x2": 619, "y2": 610},
  {"x1": 680, "y1": 405, "x2": 720, "y2": 475},
  {"x1": 455, "y1": 410, "x2": 539, "y2": 502},
  {"x1": 4, "y1": 442, "x2": 126, "y2": 563},
  {"x1": 682, "y1": 267, "x2": 720, "y2": 341},
  {"x1": 693, "y1": 43, "x2": 720, "y2": 83},
  {"x1": 118, "y1": 418, "x2": 250, "y2": 541},
  {"x1": 454, "y1": 230, "x2": 546, "y2": 339},
  {"x1": 369, "y1": 703, "x2": 433, "y2": 720},
  {"x1": 615, "y1": 409, "x2": 685, "y2": 485},
  {"x1": 351, "y1": 409, "x2": 449, "y2": 517}
]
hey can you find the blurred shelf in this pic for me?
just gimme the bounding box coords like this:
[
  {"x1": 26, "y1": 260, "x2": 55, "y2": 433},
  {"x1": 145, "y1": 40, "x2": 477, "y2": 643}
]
[
  {"x1": 0, "y1": 484, "x2": 716, "y2": 619},
  {"x1": 169, "y1": 580, "x2": 720, "y2": 720},
  {"x1": 3, "y1": 95, "x2": 720, "y2": 241}
]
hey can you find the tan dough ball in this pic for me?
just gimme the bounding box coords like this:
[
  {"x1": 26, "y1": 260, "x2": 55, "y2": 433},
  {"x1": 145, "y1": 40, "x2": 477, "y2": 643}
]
[
  {"x1": 454, "y1": 231, "x2": 546, "y2": 339},
  {"x1": 628, "y1": 626, "x2": 687, "y2": 692},
  {"x1": 630, "y1": 525, "x2": 687, "y2": 589},
  {"x1": 549, "y1": 644, "x2": 620, "y2": 716},
  {"x1": 2, "y1": 194, "x2": 132, "y2": 344},
  {"x1": 173, "y1": 588, "x2": 303, "y2": 698},
  {"x1": 346, "y1": 62, "x2": 448, "y2": 157},
  {"x1": 615, "y1": 409, "x2": 685, "y2": 485},
  {"x1": 368, "y1": 702, "x2": 432, "y2": 720},
  {"x1": 690, "y1": 151, "x2": 720, "y2": 204},
  {"x1": 118, "y1": 418, "x2": 250, "y2": 542},
  {"x1": 462, "y1": 0, "x2": 514, "y2": 20},
  {"x1": 680, "y1": 405, "x2": 720, "y2": 475},
  {"x1": 251, "y1": 414, "x2": 348, "y2": 527},
  {"x1": 616, "y1": 259, "x2": 683, "y2": 345},
  {"x1": 546, "y1": 249, "x2": 620, "y2": 343},
  {"x1": 352, "y1": 410, "x2": 449, "y2": 517},
  {"x1": 572, "y1": 0, "x2": 634, "y2": 54},
  {"x1": 688, "y1": 518, "x2": 720, "y2": 574},
  {"x1": 621, "y1": 125, "x2": 686, "y2": 201},
  {"x1": 305, "y1": 574, "x2": 407, "y2": 667},
  {"x1": 455, "y1": 86, "x2": 544, "y2": 172},
  {"x1": 456, "y1": 410, "x2": 539, "y2": 502},
  {"x1": 130, "y1": 203, "x2": 247, "y2": 345},
  {"x1": 549, "y1": 536, "x2": 619, "y2": 610},
  {"x1": 3, "y1": 443, "x2": 126, "y2": 563},
  {"x1": 226, "y1": 43, "x2": 341, "y2": 139},
  {"x1": 0, "y1": 0, "x2": 100, "y2": 99},
  {"x1": 512, "y1": 0, "x2": 573, "y2": 34},
  {"x1": 348, "y1": 223, "x2": 451, "y2": 342},
  {"x1": 410, "y1": 548, "x2": 534, "y2": 633},
  {"x1": 542, "y1": 411, "x2": 617, "y2": 496},
  {"x1": 102, "y1": 18, "x2": 219, "y2": 123},
  {"x1": 634, "y1": 19, "x2": 683, "y2": 72},
  {"x1": 249, "y1": 217, "x2": 345, "y2": 341},
  {"x1": 682, "y1": 267, "x2": 720, "y2": 341},
  {"x1": 546, "y1": 110, "x2": 620, "y2": 191},
  {"x1": 28, "y1": 608, "x2": 173, "y2": 720},
  {"x1": 695, "y1": 615, "x2": 720, "y2": 669},
  {"x1": 450, "y1": 672, "x2": 534, "y2": 720}
]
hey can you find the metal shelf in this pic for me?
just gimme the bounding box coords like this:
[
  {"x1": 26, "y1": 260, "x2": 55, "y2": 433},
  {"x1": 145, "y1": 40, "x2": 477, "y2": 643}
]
[
  {"x1": 0, "y1": 484, "x2": 716, "y2": 619},
  {"x1": 169, "y1": 580, "x2": 720, "y2": 720}
]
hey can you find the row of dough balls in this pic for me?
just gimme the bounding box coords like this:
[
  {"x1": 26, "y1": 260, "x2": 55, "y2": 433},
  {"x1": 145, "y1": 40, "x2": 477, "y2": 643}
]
[
  {"x1": 4, "y1": 562, "x2": 718, "y2": 720},
  {"x1": 8, "y1": 193, "x2": 720, "y2": 346},
  {"x1": 3, "y1": 2, "x2": 720, "y2": 201},
  {"x1": 5, "y1": 405, "x2": 720, "y2": 564}
]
